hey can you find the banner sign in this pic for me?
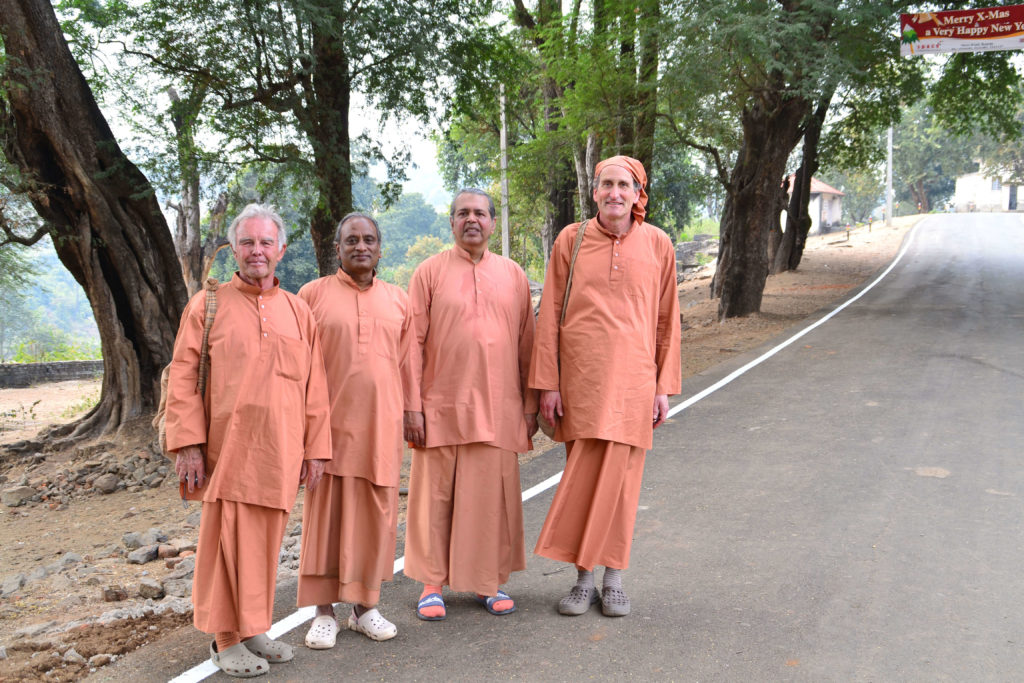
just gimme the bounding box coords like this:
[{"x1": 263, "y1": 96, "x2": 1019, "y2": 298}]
[{"x1": 900, "y1": 5, "x2": 1024, "y2": 55}]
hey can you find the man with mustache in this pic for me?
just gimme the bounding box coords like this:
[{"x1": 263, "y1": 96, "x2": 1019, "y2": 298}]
[
  {"x1": 166, "y1": 203, "x2": 331, "y2": 677},
  {"x1": 403, "y1": 188, "x2": 538, "y2": 620},
  {"x1": 530, "y1": 156, "x2": 681, "y2": 617},
  {"x1": 296, "y1": 213, "x2": 415, "y2": 648}
]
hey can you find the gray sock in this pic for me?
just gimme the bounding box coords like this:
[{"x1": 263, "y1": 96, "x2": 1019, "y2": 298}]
[
  {"x1": 603, "y1": 567, "x2": 623, "y2": 591},
  {"x1": 575, "y1": 568, "x2": 595, "y2": 590}
]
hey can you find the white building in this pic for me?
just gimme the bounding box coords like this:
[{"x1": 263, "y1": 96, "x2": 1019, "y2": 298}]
[
  {"x1": 953, "y1": 171, "x2": 1019, "y2": 212},
  {"x1": 781, "y1": 176, "x2": 845, "y2": 234}
]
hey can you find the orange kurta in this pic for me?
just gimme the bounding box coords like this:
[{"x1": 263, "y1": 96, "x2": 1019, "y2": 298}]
[
  {"x1": 165, "y1": 274, "x2": 332, "y2": 509},
  {"x1": 297, "y1": 269, "x2": 414, "y2": 484},
  {"x1": 529, "y1": 219, "x2": 681, "y2": 449},
  {"x1": 296, "y1": 270, "x2": 413, "y2": 607},
  {"x1": 407, "y1": 245, "x2": 538, "y2": 452}
]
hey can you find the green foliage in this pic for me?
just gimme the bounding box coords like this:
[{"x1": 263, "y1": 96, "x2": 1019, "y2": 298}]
[
  {"x1": 931, "y1": 52, "x2": 1024, "y2": 142},
  {"x1": 376, "y1": 193, "x2": 450, "y2": 270},
  {"x1": 893, "y1": 99, "x2": 976, "y2": 212},
  {"x1": 0, "y1": 238, "x2": 100, "y2": 363},
  {"x1": 61, "y1": 389, "x2": 100, "y2": 418},
  {"x1": 822, "y1": 167, "x2": 883, "y2": 224},
  {"x1": 379, "y1": 235, "x2": 450, "y2": 289},
  {"x1": 93, "y1": 0, "x2": 496, "y2": 245},
  {"x1": 11, "y1": 324, "x2": 101, "y2": 362}
]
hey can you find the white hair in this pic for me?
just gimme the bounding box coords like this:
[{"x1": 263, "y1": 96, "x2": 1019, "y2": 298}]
[{"x1": 227, "y1": 203, "x2": 287, "y2": 248}]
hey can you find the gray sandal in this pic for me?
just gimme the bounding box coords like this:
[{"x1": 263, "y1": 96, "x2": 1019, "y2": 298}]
[
  {"x1": 210, "y1": 641, "x2": 269, "y2": 678},
  {"x1": 242, "y1": 632, "x2": 293, "y2": 662},
  {"x1": 558, "y1": 585, "x2": 600, "y2": 616},
  {"x1": 601, "y1": 586, "x2": 631, "y2": 617}
]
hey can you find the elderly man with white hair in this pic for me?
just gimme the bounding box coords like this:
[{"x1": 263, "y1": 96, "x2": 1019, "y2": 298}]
[{"x1": 166, "y1": 203, "x2": 331, "y2": 677}]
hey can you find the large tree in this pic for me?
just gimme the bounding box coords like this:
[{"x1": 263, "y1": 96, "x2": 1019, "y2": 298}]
[
  {"x1": 108, "y1": 0, "x2": 493, "y2": 277},
  {"x1": 0, "y1": 0, "x2": 186, "y2": 444},
  {"x1": 659, "y1": 1, "x2": 918, "y2": 317},
  {"x1": 443, "y1": 0, "x2": 665, "y2": 262}
]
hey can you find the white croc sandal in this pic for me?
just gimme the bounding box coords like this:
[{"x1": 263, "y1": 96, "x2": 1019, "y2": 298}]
[
  {"x1": 242, "y1": 632, "x2": 293, "y2": 662},
  {"x1": 210, "y1": 641, "x2": 269, "y2": 678},
  {"x1": 305, "y1": 614, "x2": 339, "y2": 649},
  {"x1": 347, "y1": 607, "x2": 398, "y2": 641}
]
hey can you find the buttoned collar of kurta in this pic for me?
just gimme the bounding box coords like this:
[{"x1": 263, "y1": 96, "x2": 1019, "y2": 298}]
[
  {"x1": 408, "y1": 245, "x2": 539, "y2": 453},
  {"x1": 528, "y1": 215, "x2": 681, "y2": 450},
  {"x1": 165, "y1": 273, "x2": 332, "y2": 510},
  {"x1": 297, "y1": 268, "x2": 415, "y2": 486}
]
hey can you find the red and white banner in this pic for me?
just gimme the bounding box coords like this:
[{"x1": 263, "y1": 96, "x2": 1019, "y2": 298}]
[{"x1": 900, "y1": 5, "x2": 1024, "y2": 55}]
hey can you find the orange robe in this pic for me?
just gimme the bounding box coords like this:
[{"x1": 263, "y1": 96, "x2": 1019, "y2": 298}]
[
  {"x1": 295, "y1": 269, "x2": 414, "y2": 607},
  {"x1": 530, "y1": 218, "x2": 680, "y2": 569},
  {"x1": 165, "y1": 274, "x2": 332, "y2": 635},
  {"x1": 405, "y1": 443, "x2": 525, "y2": 593},
  {"x1": 404, "y1": 246, "x2": 537, "y2": 593}
]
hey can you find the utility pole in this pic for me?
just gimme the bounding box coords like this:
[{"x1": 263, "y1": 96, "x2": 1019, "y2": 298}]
[
  {"x1": 886, "y1": 125, "x2": 893, "y2": 227},
  {"x1": 499, "y1": 83, "x2": 510, "y2": 258}
]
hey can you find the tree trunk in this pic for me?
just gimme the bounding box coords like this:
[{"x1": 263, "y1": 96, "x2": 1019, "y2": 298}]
[
  {"x1": 767, "y1": 175, "x2": 789, "y2": 269},
  {"x1": 542, "y1": 160, "x2": 578, "y2": 261},
  {"x1": 711, "y1": 96, "x2": 808, "y2": 319},
  {"x1": 634, "y1": 0, "x2": 659, "y2": 178},
  {"x1": 305, "y1": 25, "x2": 355, "y2": 277},
  {"x1": 773, "y1": 98, "x2": 829, "y2": 274},
  {"x1": 911, "y1": 181, "x2": 929, "y2": 213},
  {"x1": 572, "y1": 133, "x2": 600, "y2": 222},
  {"x1": 0, "y1": 0, "x2": 187, "y2": 442}
]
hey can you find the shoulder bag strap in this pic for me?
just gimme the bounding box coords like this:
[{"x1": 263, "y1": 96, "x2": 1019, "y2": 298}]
[
  {"x1": 559, "y1": 219, "x2": 588, "y2": 326},
  {"x1": 197, "y1": 277, "x2": 219, "y2": 397}
]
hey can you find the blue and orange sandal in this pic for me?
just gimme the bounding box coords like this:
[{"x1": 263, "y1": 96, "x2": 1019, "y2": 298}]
[
  {"x1": 475, "y1": 589, "x2": 516, "y2": 615},
  {"x1": 416, "y1": 593, "x2": 446, "y2": 621}
]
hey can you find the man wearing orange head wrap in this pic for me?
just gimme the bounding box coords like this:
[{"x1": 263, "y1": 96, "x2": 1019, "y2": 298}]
[{"x1": 530, "y1": 156, "x2": 680, "y2": 617}]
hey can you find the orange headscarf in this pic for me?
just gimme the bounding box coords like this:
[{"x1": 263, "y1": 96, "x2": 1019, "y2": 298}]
[{"x1": 594, "y1": 155, "x2": 648, "y2": 228}]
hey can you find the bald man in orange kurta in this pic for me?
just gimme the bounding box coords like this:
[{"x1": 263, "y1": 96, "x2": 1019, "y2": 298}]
[
  {"x1": 167, "y1": 204, "x2": 331, "y2": 678},
  {"x1": 296, "y1": 213, "x2": 415, "y2": 648},
  {"x1": 530, "y1": 156, "x2": 681, "y2": 618},
  {"x1": 403, "y1": 189, "x2": 538, "y2": 620}
]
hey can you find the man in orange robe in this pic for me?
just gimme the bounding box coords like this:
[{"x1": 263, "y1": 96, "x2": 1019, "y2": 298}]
[
  {"x1": 403, "y1": 188, "x2": 538, "y2": 620},
  {"x1": 166, "y1": 204, "x2": 331, "y2": 677},
  {"x1": 296, "y1": 213, "x2": 415, "y2": 648},
  {"x1": 530, "y1": 156, "x2": 681, "y2": 617}
]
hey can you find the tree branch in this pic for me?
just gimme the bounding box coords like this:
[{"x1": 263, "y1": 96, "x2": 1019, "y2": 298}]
[
  {"x1": 0, "y1": 210, "x2": 49, "y2": 247},
  {"x1": 657, "y1": 112, "x2": 730, "y2": 188}
]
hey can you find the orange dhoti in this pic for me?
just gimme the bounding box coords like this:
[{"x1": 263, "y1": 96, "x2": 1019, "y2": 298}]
[
  {"x1": 534, "y1": 438, "x2": 646, "y2": 570},
  {"x1": 297, "y1": 473, "x2": 398, "y2": 607},
  {"x1": 404, "y1": 443, "x2": 525, "y2": 594},
  {"x1": 192, "y1": 499, "x2": 289, "y2": 638}
]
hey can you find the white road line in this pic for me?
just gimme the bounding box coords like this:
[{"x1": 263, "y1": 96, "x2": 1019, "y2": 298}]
[
  {"x1": 666, "y1": 221, "x2": 920, "y2": 419},
  {"x1": 170, "y1": 222, "x2": 920, "y2": 682}
]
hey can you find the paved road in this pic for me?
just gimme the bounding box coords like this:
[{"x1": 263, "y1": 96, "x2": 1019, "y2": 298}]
[{"x1": 98, "y1": 213, "x2": 1024, "y2": 681}]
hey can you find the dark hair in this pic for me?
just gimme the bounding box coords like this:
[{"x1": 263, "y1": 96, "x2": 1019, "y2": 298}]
[
  {"x1": 334, "y1": 212, "x2": 382, "y2": 243},
  {"x1": 449, "y1": 188, "x2": 496, "y2": 220}
]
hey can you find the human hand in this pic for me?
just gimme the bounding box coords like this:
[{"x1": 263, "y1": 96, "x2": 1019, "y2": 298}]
[
  {"x1": 300, "y1": 459, "x2": 326, "y2": 492},
  {"x1": 539, "y1": 390, "x2": 563, "y2": 427},
  {"x1": 652, "y1": 394, "x2": 669, "y2": 429},
  {"x1": 404, "y1": 411, "x2": 426, "y2": 448},
  {"x1": 175, "y1": 445, "x2": 206, "y2": 493},
  {"x1": 525, "y1": 413, "x2": 539, "y2": 439}
]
